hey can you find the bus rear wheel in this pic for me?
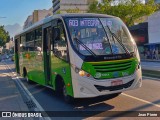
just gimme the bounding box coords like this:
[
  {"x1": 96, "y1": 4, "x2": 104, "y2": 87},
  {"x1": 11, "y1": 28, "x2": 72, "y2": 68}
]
[{"x1": 23, "y1": 68, "x2": 31, "y2": 83}]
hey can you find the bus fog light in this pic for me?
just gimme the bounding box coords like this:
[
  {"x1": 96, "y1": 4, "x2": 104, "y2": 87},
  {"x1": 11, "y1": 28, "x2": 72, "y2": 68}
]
[{"x1": 80, "y1": 87, "x2": 84, "y2": 92}]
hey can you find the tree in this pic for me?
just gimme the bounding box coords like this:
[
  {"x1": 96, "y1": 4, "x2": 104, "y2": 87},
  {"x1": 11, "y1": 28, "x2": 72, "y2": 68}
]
[
  {"x1": 88, "y1": 0, "x2": 159, "y2": 26},
  {"x1": 0, "y1": 26, "x2": 10, "y2": 47},
  {"x1": 66, "y1": 8, "x2": 80, "y2": 13}
]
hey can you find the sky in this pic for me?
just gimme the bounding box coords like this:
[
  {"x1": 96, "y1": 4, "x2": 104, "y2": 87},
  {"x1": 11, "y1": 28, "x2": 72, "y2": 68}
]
[{"x1": 0, "y1": 0, "x2": 52, "y2": 26}]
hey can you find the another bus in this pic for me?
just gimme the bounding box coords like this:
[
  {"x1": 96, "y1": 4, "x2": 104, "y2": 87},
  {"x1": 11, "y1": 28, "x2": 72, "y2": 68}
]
[{"x1": 15, "y1": 14, "x2": 142, "y2": 102}]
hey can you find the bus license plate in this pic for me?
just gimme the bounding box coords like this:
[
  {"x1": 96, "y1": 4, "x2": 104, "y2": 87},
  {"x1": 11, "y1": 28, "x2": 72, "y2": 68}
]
[{"x1": 111, "y1": 80, "x2": 123, "y2": 86}]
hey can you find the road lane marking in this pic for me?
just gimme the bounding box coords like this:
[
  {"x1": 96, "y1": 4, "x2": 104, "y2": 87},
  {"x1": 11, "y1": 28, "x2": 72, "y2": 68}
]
[
  {"x1": 0, "y1": 73, "x2": 10, "y2": 76},
  {"x1": 122, "y1": 93, "x2": 160, "y2": 108},
  {"x1": 0, "y1": 94, "x2": 18, "y2": 101},
  {"x1": 3, "y1": 62, "x2": 51, "y2": 120}
]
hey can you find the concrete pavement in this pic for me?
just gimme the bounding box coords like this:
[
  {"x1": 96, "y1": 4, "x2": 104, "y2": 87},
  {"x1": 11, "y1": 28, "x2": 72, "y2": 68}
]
[
  {"x1": 0, "y1": 62, "x2": 29, "y2": 117},
  {"x1": 0, "y1": 61, "x2": 50, "y2": 120}
]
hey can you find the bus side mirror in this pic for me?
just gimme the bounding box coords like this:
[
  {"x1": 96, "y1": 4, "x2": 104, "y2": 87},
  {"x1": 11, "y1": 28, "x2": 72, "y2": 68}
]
[{"x1": 53, "y1": 28, "x2": 60, "y2": 41}]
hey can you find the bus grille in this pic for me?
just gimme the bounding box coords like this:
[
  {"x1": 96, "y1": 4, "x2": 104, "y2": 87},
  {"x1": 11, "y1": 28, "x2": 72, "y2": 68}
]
[
  {"x1": 95, "y1": 80, "x2": 134, "y2": 92},
  {"x1": 92, "y1": 61, "x2": 132, "y2": 73}
]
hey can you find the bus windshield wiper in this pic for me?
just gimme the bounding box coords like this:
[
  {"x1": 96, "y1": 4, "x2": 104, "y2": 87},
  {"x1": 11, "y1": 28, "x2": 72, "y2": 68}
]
[
  {"x1": 74, "y1": 38, "x2": 97, "y2": 57},
  {"x1": 106, "y1": 26, "x2": 130, "y2": 55}
]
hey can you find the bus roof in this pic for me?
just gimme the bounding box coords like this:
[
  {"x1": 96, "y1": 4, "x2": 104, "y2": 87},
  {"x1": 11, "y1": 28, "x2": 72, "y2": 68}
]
[
  {"x1": 15, "y1": 13, "x2": 115, "y2": 37},
  {"x1": 59, "y1": 13, "x2": 115, "y2": 18}
]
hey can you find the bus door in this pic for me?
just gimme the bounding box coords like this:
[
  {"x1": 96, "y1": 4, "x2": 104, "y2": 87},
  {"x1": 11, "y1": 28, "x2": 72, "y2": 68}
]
[
  {"x1": 15, "y1": 37, "x2": 20, "y2": 74},
  {"x1": 43, "y1": 26, "x2": 52, "y2": 86}
]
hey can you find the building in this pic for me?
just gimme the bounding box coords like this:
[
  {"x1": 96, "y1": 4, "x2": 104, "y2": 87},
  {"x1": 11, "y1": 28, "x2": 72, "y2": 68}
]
[
  {"x1": 5, "y1": 39, "x2": 14, "y2": 50},
  {"x1": 0, "y1": 47, "x2": 3, "y2": 53},
  {"x1": 129, "y1": 22, "x2": 148, "y2": 57},
  {"x1": 147, "y1": 10, "x2": 160, "y2": 49},
  {"x1": 145, "y1": 0, "x2": 160, "y2": 4},
  {"x1": 23, "y1": 8, "x2": 53, "y2": 29},
  {"x1": 129, "y1": 9, "x2": 160, "y2": 59},
  {"x1": 52, "y1": 0, "x2": 95, "y2": 14},
  {"x1": 129, "y1": 22, "x2": 148, "y2": 46},
  {"x1": 23, "y1": 15, "x2": 33, "y2": 29},
  {"x1": 155, "y1": 0, "x2": 160, "y2": 3}
]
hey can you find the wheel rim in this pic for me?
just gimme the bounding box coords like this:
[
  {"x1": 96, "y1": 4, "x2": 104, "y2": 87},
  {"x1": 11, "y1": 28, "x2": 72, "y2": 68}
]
[
  {"x1": 63, "y1": 85, "x2": 67, "y2": 97},
  {"x1": 26, "y1": 76, "x2": 29, "y2": 82}
]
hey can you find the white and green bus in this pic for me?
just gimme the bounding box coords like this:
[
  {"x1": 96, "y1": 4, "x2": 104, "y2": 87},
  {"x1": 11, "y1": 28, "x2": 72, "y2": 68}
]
[{"x1": 15, "y1": 14, "x2": 142, "y2": 102}]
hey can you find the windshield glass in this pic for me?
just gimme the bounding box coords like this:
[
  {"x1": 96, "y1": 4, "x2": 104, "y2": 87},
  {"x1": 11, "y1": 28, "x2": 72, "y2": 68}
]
[{"x1": 65, "y1": 17, "x2": 135, "y2": 56}]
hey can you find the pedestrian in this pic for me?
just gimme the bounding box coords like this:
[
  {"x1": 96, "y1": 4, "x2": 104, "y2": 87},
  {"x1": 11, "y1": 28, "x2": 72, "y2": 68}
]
[
  {"x1": 144, "y1": 49, "x2": 147, "y2": 59},
  {"x1": 147, "y1": 50, "x2": 150, "y2": 59},
  {"x1": 143, "y1": 50, "x2": 146, "y2": 59},
  {"x1": 0, "y1": 54, "x2": 1, "y2": 62},
  {"x1": 149, "y1": 49, "x2": 152, "y2": 59},
  {"x1": 152, "y1": 49, "x2": 156, "y2": 59},
  {"x1": 155, "y1": 48, "x2": 159, "y2": 60}
]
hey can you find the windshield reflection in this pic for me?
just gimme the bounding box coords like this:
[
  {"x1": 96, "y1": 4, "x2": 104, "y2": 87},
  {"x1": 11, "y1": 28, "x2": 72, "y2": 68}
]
[{"x1": 66, "y1": 17, "x2": 135, "y2": 56}]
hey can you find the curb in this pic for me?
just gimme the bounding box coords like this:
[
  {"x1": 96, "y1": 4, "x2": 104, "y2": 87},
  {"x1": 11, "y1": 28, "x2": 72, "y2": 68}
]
[{"x1": 142, "y1": 69, "x2": 160, "y2": 79}]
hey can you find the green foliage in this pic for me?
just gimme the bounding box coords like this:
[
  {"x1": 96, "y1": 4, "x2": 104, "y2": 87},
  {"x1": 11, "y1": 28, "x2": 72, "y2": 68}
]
[
  {"x1": 0, "y1": 26, "x2": 10, "y2": 47},
  {"x1": 56, "y1": 10, "x2": 61, "y2": 14},
  {"x1": 88, "y1": 0, "x2": 159, "y2": 26},
  {"x1": 66, "y1": 8, "x2": 80, "y2": 13}
]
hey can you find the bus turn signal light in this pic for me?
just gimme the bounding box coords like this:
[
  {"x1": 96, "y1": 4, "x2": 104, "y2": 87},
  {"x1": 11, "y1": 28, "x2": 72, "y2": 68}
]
[{"x1": 86, "y1": 73, "x2": 90, "y2": 77}]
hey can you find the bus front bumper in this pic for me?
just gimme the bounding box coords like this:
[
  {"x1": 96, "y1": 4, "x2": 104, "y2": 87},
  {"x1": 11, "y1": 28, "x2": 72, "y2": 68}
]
[{"x1": 72, "y1": 69, "x2": 142, "y2": 98}]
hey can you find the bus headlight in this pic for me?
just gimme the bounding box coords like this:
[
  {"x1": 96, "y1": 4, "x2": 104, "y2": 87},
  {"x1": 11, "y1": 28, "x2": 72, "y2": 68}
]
[
  {"x1": 79, "y1": 70, "x2": 85, "y2": 76},
  {"x1": 74, "y1": 66, "x2": 92, "y2": 78},
  {"x1": 79, "y1": 70, "x2": 91, "y2": 77}
]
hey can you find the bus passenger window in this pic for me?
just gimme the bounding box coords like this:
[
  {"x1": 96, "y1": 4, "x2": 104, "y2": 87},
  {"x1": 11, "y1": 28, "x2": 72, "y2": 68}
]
[
  {"x1": 53, "y1": 21, "x2": 68, "y2": 61},
  {"x1": 35, "y1": 28, "x2": 42, "y2": 53}
]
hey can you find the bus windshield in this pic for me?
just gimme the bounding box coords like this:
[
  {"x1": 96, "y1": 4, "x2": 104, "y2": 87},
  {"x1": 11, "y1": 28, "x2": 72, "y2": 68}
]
[{"x1": 65, "y1": 17, "x2": 135, "y2": 56}]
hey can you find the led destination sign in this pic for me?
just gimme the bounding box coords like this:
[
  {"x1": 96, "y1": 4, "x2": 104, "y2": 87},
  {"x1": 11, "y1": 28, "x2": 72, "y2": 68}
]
[
  {"x1": 79, "y1": 43, "x2": 103, "y2": 50},
  {"x1": 69, "y1": 19, "x2": 100, "y2": 27}
]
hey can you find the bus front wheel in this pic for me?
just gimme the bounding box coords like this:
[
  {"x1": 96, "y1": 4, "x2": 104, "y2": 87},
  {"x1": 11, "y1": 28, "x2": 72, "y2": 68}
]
[
  {"x1": 63, "y1": 84, "x2": 73, "y2": 103},
  {"x1": 55, "y1": 76, "x2": 73, "y2": 103}
]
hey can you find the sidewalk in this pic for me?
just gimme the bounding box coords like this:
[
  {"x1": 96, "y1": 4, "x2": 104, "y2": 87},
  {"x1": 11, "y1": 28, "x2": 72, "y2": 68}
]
[{"x1": 0, "y1": 62, "x2": 29, "y2": 112}]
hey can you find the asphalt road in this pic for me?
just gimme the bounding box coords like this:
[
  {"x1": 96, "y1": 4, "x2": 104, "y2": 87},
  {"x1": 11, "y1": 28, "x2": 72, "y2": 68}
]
[{"x1": 3, "y1": 60, "x2": 160, "y2": 120}]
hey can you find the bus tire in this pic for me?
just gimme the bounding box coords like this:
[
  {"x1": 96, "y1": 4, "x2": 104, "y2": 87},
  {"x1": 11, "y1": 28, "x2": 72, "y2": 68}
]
[
  {"x1": 55, "y1": 76, "x2": 73, "y2": 103},
  {"x1": 63, "y1": 84, "x2": 73, "y2": 103},
  {"x1": 23, "y1": 68, "x2": 31, "y2": 83}
]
